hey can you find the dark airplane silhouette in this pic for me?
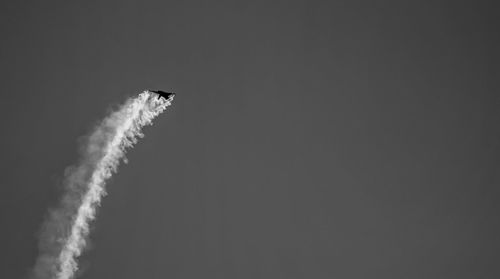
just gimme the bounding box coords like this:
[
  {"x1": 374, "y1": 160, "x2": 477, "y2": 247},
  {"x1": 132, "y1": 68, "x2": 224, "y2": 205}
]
[{"x1": 150, "y1": 90, "x2": 175, "y2": 100}]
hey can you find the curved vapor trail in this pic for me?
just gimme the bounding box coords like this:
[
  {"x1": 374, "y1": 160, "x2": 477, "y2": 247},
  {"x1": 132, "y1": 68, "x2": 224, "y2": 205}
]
[{"x1": 32, "y1": 91, "x2": 173, "y2": 279}]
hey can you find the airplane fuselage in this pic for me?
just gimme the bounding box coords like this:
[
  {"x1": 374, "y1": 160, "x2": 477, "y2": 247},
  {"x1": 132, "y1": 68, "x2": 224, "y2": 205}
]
[{"x1": 150, "y1": 90, "x2": 175, "y2": 100}]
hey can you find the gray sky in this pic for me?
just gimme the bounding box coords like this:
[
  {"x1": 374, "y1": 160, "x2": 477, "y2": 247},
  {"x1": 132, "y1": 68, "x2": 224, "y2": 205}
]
[{"x1": 1, "y1": 1, "x2": 499, "y2": 278}]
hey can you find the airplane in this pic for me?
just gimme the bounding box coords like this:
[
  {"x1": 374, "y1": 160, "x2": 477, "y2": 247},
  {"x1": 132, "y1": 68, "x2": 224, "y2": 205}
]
[{"x1": 149, "y1": 90, "x2": 175, "y2": 100}]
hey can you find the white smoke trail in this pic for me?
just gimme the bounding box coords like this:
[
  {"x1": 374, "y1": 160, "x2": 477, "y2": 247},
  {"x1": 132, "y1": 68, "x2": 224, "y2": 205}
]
[{"x1": 32, "y1": 91, "x2": 174, "y2": 279}]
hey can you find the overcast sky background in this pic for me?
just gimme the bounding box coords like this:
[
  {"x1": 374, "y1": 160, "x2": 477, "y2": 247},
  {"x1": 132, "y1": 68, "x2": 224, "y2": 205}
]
[{"x1": 1, "y1": 1, "x2": 499, "y2": 278}]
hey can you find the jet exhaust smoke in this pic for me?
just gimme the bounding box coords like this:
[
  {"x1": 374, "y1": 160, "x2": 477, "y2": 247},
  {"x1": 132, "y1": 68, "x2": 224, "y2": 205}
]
[{"x1": 32, "y1": 91, "x2": 174, "y2": 279}]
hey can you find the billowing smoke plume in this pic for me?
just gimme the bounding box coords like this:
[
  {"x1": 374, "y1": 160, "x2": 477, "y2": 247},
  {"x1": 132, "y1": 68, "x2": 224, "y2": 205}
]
[{"x1": 32, "y1": 91, "x2": 174, "y2": 279}]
